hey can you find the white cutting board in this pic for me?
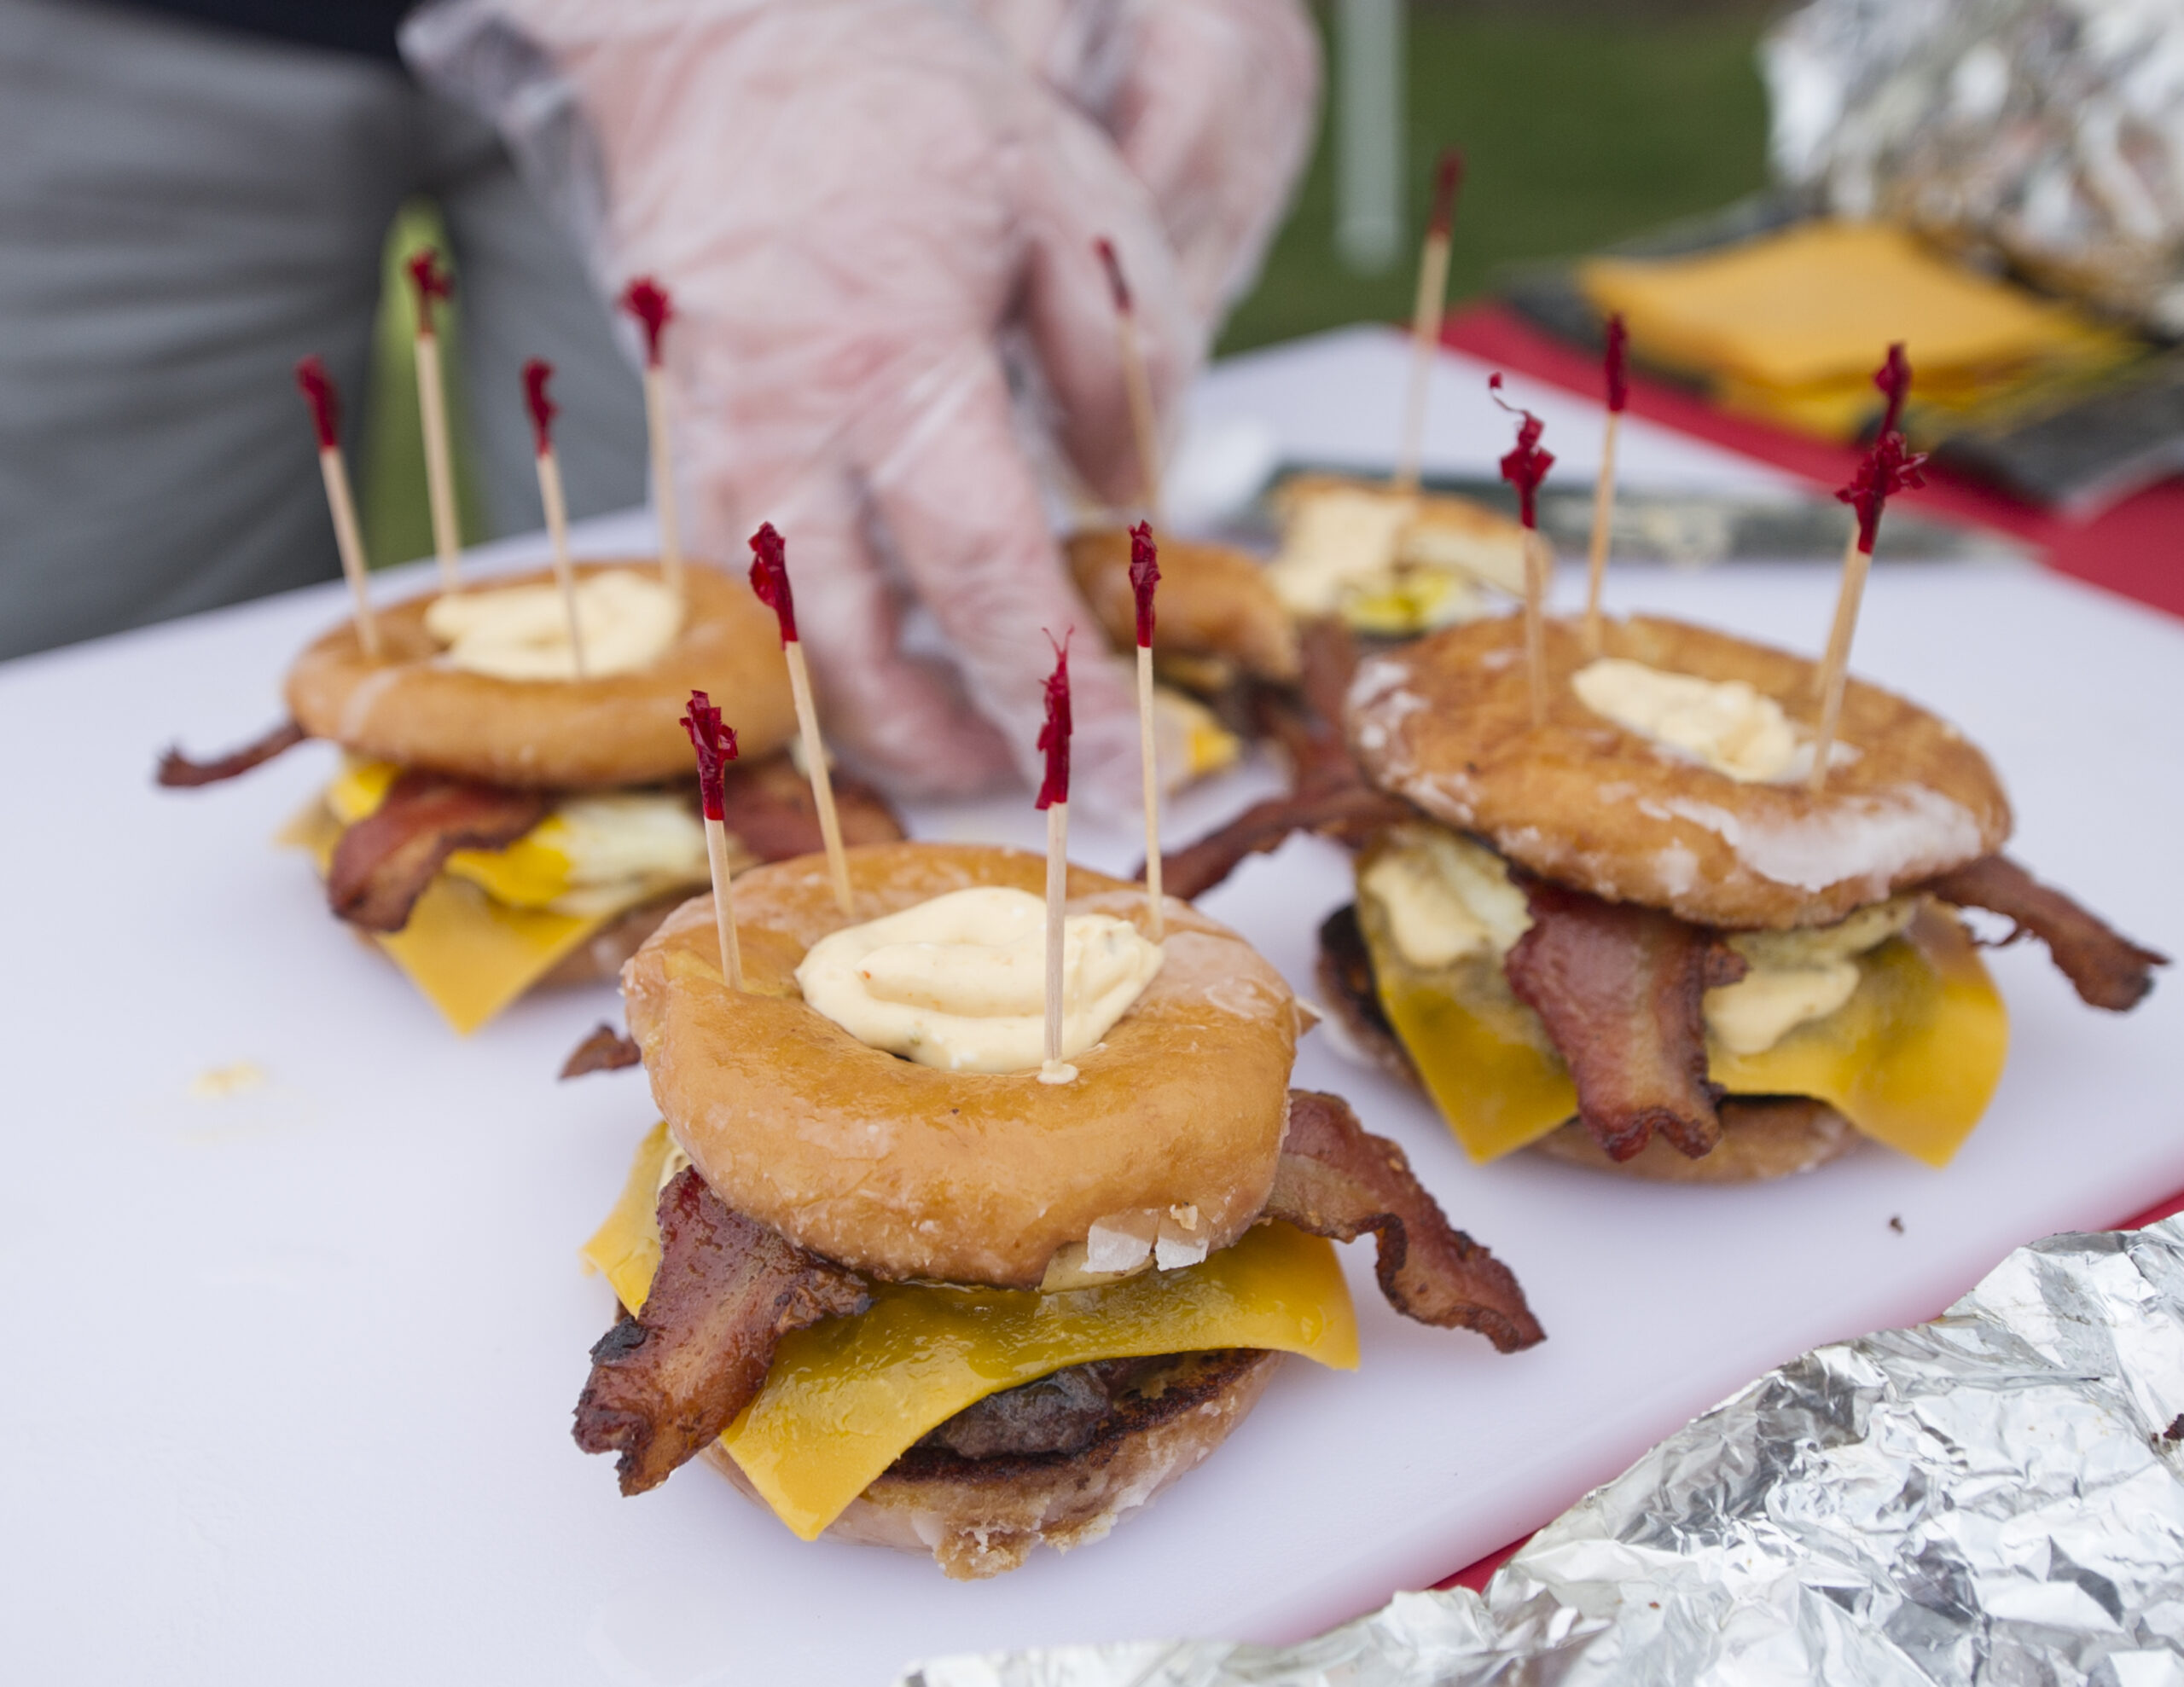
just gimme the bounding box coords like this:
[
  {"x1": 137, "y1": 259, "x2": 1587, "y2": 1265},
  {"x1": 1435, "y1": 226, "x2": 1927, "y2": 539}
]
[{"x1": 4, "y1": 512, "x2": 2181, "y2": 1686}]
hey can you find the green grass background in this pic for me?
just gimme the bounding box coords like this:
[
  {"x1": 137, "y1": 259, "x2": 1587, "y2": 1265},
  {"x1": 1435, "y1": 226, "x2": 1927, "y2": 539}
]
[{"x1": 361, "y1": 1, "x2": 1773, "y2": 566}]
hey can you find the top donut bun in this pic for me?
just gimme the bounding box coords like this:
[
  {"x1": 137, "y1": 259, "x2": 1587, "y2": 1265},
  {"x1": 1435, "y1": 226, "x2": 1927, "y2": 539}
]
[
  {"x1": 623, "y1": 843, "x2": 1304, "y2": 1290},
  {"x1": 1348, "y1": 613, "x2": 2012, "y2": 930},
  {"x1": 284, "y1": 559, "x2": 796, "y2": 789}
]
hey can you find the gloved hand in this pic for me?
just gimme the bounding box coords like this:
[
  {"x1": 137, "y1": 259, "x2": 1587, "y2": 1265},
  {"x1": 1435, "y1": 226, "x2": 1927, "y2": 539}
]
[
  {"x1": 974, "y1": 0, "x2": 1321, "y2": 325},
  {"x1": 407, "y1": 0, "x2": 1315, "y2": 803}
]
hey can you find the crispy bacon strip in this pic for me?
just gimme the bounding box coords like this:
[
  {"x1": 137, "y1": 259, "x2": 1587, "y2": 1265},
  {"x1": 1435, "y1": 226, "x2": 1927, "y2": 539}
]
[
  {"x1": 1162, "y1": 781, "x2": 1413, "y2": 901},
  {"x1": 155, "y1": 718, "x2": 306, "y2": 788},
  {"x1": 574, "y1": 1168, "x2": 869, "y2": 1495},
  {"x1": 327, "y1": 771, "x2": 551, "y2": 932},
  {"x1": 1268, "y1": 1089, "x2": 1544, "y2": 1351},
  {"x1": 560, "y1": 1023, "x2": 642, "y2": 1079},
  {"x1": 1159, "y1": 620, "x2": 1409, "y2": 899},
  {"x1": 718, "y1": 753, "x2": 903, "y2": 863},
  {"x1": 1926, "y1": 853, "x2": 2167, "y2": 1012},
  {"x1": 1503, "y1": 879, "x2": 1745, "y2": 1162}
]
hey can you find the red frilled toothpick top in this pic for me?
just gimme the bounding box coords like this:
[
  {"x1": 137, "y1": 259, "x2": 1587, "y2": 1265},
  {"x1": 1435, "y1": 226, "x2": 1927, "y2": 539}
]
[
  {"x1": 1604, "y1": 313, "x2": 1629, "y2": 415},
  {"x1": 1426, "y1": 148, "x2": 1465, "y2": 240},
  {"x1": 748, "y1": 522, "x2": 798, "y2": 645},
  {"x1": 681, "y1": 690, "x2": 739, "y2": 822},
  {"x1": 1036, "y1": 631, "x2": 1072, "y2": 811},
  {"x1": 1128, "y1": 521, "x2": 1159, "y2": 648},
  {"x1": 521, "y1": 359, "x2": 557, "y2": 458},
  {"x1": 1838, "y1": 432, "x2": 1929, "y2": 555},
  {"x1": 407, "y1": 248, "x2": 452, "y2": 337},
  {"x1": 1490, "y1": 374, "x2": 1554, "y2": 529},
  {"x1": 621, "y1": 277, "x2": 673, "y2": 368},
  {"x1": 294, "y1": 357, "x2": 340, "y2": 450}
]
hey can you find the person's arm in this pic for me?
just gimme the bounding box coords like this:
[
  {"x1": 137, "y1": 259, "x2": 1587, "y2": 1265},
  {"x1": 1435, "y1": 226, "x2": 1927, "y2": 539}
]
[{"x1": 407, "y1": 0, "x2": 1316, "y2": 800}]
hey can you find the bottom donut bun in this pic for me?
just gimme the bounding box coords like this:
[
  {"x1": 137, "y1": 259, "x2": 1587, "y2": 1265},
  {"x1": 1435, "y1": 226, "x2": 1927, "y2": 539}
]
[
  {"x1": 1316, "y1": 904, "x2": 1862, "y2": 1186},
  {"x1": 1526, "y1": 1099, "x2": 1860, "y2": 1183},
  {"x1": 706, "y1": 1349, "x2": 1281, "y2": 1580}
]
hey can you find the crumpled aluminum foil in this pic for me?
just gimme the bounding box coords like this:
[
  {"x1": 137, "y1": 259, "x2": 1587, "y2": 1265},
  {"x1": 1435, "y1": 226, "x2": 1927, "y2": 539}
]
[
  {"x1": 901, "y1": 1217, "x2": 2184, "y2": 1685},
  {"x1": 1762, "y1": 0, "x2": 2184, "y2": 333}
]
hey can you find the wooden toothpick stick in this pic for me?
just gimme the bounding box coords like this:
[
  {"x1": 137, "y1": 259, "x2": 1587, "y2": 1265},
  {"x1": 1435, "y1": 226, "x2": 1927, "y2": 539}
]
[
  {"x1": 682, "y1": 690, "x2": 743, "y2": 989},
  {"x1": 1393, "y1": 149, "x2": 1465, "y2": 496},
  {"x1": 1128, "y1": 521, "x2": 1164, "y2": 941},
  {"x1": 620, "y1": 278, "x2": 685, "y2": 601},
  {"x1": 1491, "y1": 374, "x2": 1555, "y2": 728},
  {"x1": 406, "y1": 249, "x2": 462, "y2": 593},
  {"x1": 1810, "y1": 429, "x2": 1927, "y2": 791},
  {"x1": 748, "y1": 521, "x2": 851, "y2": 914},
  {"x1": 1815, "y1": 346, "x2": 1912, "y2": 710},
  {"x1": 1095, "y1": 238, "x2": 1162, "y2": 525},
  {"x1": 521, "y1": 359, "x2": 586, "y2": 678},
  {"x1": 293, "y1": 357, "x2": 379, "y2": 658},
  {"x1": 1583, "y1": 313, "x2": 1629, "y2": 654},
  {"x1": 1036, "y1": 632, "x2": 1074, "y2": 1086}
]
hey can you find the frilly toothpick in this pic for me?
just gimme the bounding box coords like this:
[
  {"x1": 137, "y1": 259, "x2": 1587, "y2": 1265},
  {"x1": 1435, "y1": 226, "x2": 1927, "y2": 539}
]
[
  {"x1": 1129, "y1": 521, "x2": 1164, "y2": 942},
  {"x1": 1491, "y1": 374, "x2": 1555, "y2": 728},
  {"x1": 521, "y1": 359, "x2": 586, "y2": 677},
  {"x1": 1810, "y1": 424, "x2": 1927, "y2": 791},
  {"x1": 1394, "y1": 149, "x2": 1465, "y2": 496},
  {"x1": 294, "y1": 357, "x2": 379, "y2": 658},
  {"x1": 1095, "y1": 238, "x2": 1162, "y2": 526},
  {"x1": 682, "y1": 689, "x2": 743, "y2": 989},
  {"x1": 406, "y1": 249, "x2": 462, "y2": 594},
  {"x1": 1582, "y1": 313, "x2": 1628, "y2": 655},
  {"x1": 1036, "y1": 631, "x2": 1075, "y2": 1086},
  {"x1": 748, "y1": 521, "x2": 851, "y2": 914},
  {"x1": 620, "y1": 278, "x2": 685, "y2": 602}
]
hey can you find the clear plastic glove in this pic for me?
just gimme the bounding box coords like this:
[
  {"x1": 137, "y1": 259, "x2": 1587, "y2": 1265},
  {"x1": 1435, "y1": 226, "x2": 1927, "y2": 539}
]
[
  {"x1": 973, "y1": 0, "x2": 1320, "y2": 322},
  {"x1": 408, "y1": 0, "x2": 1312, "y2": 805}
]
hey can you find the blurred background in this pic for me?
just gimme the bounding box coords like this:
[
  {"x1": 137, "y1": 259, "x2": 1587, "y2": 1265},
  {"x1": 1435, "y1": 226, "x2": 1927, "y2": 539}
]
[{"x1": 359, "y1": 0, "x2": 1779, "y2": 565}]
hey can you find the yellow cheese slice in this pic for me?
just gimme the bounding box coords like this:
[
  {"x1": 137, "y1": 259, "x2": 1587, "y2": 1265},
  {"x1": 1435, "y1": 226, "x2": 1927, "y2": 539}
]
[
  {"x1": 324, "y1": 758, "x2": 579, "y2": 909},
  {"x1": 1580, "y1": 222, "x2": 2135, "y2": 440},
  {"x1": 1583, "y1": 221, "x2": 2119, "y2": 391},
  {"x1": 1362, "y1": 901, "x2": 2007, "y2": 1169},
  {"x1": 583, "y1": 1124, "x2": 1360, "y2": 1540},
  {"x1": 280, "y1": 770, "x2": 624, "y2": 1035}
]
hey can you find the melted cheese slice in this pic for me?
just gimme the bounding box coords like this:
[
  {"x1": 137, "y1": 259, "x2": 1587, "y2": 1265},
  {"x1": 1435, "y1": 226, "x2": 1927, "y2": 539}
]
[
  {"x1": 282, "y1": 759, "x2": 707, "y2": 1035},
  {"x1": 583, "y1": 1124, "x2": 1359, "y2": 1541},
  {"x1": 1358, "y1": 896, "x2": 2007, "y2": 1169},
  {"x1": 282, "y1": 797, "x2": 611, "y2": 1034},
  {"x1": 1580, "y1": 222, "x2": 2133, "y2": 439}
]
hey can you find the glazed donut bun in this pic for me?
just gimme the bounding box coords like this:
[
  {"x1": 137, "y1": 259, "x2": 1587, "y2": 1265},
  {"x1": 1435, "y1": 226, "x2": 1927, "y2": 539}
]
[
  {"x1": 1349, "y1": 613, "x2": 2011, "y2": 930},
  {"x1": 284, "y1": 560, "x2": 796, "y2": 789},
  {"x1": 622, "y1": 842, "x2": 1303, "y2": 1290},
  {"x1": 1525, "y1": 1099, "x2": 1859, "y2": 1183},
  {"x1": 1066, "y1": 527, "x2": 1301, "y2": 684}
]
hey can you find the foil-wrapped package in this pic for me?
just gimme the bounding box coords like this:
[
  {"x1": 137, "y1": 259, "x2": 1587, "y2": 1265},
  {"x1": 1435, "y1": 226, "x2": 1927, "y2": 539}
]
[
  {"x1": 1763, "y1": 0, "x2": 2184, "y2": 334},
  {"x1": 903, "y1": 1217, "x2": 2184, "y2": 1685}
]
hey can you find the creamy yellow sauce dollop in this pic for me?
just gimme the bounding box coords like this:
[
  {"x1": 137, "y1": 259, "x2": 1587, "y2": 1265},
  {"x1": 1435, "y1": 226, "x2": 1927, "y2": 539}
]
[
  {"x1": 424, "y1": 569, "x2": 682, "y2": 681},
  {"x1": 1572, "y1": 657, "x2": 1800, "y2": 782},
  {"x1": 1359, "y1": 828, "x2": 1531, "y2": 969},
  {"x1": 1359, "y1": 827, "x2": 1918, "y2": 1059},
  {"x1": 794, "y1": 887, "x2": 1164, "y2": 1075},
  {"x1": 1267, "y1": 486, "x2": 1419, "y2": 617}
]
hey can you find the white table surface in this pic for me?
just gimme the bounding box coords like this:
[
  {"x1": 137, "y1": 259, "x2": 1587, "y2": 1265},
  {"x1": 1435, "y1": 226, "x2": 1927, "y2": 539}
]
[{"x1": 6, "y1": 336, "x2": 2181, "y2": 1686}]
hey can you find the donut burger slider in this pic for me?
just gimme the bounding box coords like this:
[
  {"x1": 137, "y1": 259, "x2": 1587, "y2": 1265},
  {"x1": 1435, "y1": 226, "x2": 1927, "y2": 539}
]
[
  {"x1": 1263, "y1": 152, "x2": 1531, "y2": 641},
  {"x1": 1176, "y1": 412, "x2": 2164, "y2": 1182},
  {"x1": 566, "y1": 659, "x2": 1542, "y2": 1580},
  {"x1": 157, "y1": 351, "x2": 897, "y2": 1032}
]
